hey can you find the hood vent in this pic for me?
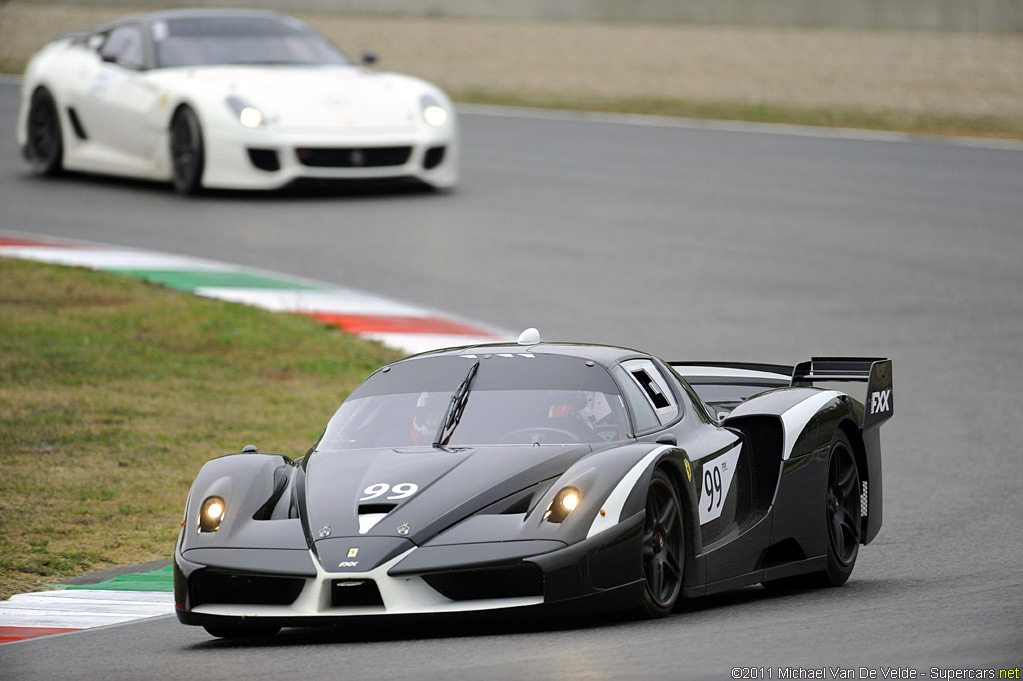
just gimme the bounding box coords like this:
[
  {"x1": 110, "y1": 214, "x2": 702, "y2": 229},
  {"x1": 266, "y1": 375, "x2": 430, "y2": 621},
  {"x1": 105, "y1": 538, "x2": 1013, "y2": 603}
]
[
  {"x1": 481, "y1": 479, "x2": 557, "y2": 516},
  {"x1": 358, "y1": 503, "x2": 397, "y2": 534},
  {"x1": 252, "y1": 466, "x2": 291, "y2": 520}
]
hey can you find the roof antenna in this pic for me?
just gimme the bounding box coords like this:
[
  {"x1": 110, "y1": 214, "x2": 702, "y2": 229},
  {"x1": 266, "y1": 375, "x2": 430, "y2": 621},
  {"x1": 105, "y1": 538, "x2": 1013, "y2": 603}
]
[{"x1": 517, "y1": 327, "x2": 541, "y2": 345}]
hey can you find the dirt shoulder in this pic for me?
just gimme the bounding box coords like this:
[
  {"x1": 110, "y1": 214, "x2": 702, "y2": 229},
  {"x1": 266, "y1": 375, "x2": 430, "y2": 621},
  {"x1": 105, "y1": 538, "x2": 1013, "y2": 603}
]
[{"x1": 2, "y1": 3, "x2": 1022, "y2": 136}]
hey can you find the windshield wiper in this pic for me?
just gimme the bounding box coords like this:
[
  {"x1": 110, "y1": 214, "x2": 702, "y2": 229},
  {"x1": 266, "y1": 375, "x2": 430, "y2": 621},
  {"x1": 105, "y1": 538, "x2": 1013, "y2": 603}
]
[{"x1": 433, "y1": 360, "x2": 480, "y2": 449}]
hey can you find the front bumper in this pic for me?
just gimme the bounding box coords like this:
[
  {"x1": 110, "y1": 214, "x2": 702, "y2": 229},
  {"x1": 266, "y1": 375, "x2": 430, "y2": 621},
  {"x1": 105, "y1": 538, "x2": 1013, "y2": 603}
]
[
  {"x1": 199, "y1": 123, "x2": 458, "y2": 190},
  {"x1": 174, "y1": 512, "x2": 643, "y2": 626}
]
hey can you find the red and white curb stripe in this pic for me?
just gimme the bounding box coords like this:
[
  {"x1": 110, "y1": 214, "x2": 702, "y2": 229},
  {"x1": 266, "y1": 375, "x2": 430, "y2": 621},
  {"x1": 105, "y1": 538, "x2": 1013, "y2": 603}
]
[
  {"x1": 0, "y1": 231, "x2": 510, "y2": 643},
  {"x1": 0, "y1": 591, "x2": 174, "y2": 643},
  {"x1": 0, "y1": 233, "x2": 509, "y2": 355}
]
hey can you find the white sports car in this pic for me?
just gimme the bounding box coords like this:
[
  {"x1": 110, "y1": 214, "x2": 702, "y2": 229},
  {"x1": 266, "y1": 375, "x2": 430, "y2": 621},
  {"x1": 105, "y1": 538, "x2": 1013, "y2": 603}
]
[{"x1": 17, "y1": 9, "x2": 458, "y2": 193}]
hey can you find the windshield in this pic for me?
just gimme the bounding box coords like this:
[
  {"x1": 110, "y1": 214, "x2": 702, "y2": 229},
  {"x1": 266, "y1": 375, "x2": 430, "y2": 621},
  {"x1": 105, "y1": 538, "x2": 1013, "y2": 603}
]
[
  {"x1": 152, "y1": 16, "x2": 350, "y2": 68},
  {"x1": 318, "y1": 355, "x2": 630, "y2": 449}
]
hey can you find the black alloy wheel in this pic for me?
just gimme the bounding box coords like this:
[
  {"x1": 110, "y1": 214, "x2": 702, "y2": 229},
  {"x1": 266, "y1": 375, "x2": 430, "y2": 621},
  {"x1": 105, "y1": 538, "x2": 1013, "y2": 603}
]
[
  {"x1": 826, "y1": 438, "x2": 861, "y2": 572},
  {"x1": 639, "y1": 469, "x2": 684, "y2": 617},
  {"x1": 170, "y1": 106, "x2": 205, "y2": 194},
  {"x1": 26, "y1": 88, "x2": 63, "y2": 176},
  {"x1": 762, "y1": 431, "x2": 861, "y2": 592}
]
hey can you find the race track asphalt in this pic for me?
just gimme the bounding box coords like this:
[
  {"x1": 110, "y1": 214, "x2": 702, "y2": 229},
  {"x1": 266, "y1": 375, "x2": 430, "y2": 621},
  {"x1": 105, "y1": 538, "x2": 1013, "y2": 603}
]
[{"x1": 1, "y1": 81, "x2": 1021, "y2": 680}]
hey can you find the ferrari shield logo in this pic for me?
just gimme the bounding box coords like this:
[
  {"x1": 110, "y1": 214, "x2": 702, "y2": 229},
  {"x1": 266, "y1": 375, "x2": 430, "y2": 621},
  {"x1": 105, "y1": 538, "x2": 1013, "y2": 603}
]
[
  {"x1": 684, "y1": 459, "x2": 692, "y2": 482},
  {"x1": 347, "y1": 547, "x2": 359, "y2": 558}
]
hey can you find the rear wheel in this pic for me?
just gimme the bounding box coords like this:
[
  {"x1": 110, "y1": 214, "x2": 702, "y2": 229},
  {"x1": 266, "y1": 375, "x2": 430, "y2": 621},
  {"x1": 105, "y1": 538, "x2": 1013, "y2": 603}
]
[
  {"x1": 169, "y1": 106, "x2": 205, "y2": 194},
  {"x1": 26, "y1": 87, "x2": 63, "y2": 176},
  {"x1": 763, "y1": 432, "x2": 860, "y2": 591},
  {"x1": 203, "y1": 624, "x2": 280, "y2": 639},
  {"x1": 638, "y1": 469, "x2": 684, "y2": 617},
  {"x1": 822, "y1": 433, "x2": 861, "y2": 585}
]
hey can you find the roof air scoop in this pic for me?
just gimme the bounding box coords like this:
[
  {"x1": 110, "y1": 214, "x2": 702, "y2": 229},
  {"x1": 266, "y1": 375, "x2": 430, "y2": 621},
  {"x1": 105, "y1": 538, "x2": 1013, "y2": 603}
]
[{"x1": 517, "y1": 328, "x2": 541, "y2": 345}]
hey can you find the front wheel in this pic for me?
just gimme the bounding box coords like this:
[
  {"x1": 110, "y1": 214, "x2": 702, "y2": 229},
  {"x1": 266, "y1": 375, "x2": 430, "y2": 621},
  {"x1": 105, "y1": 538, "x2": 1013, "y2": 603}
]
[
  {"x1": 25, "y1": 87, "x2": 63, "y2": 176},
  {"x1": 169, "y1": 106, "x2": 205, "y2": 194},
  {"x1": 203, "y1": 624, "x2": 280, "y2": 639},
  {"x1": 638, "y1": 469, "x2": 684, "y2": 617}
]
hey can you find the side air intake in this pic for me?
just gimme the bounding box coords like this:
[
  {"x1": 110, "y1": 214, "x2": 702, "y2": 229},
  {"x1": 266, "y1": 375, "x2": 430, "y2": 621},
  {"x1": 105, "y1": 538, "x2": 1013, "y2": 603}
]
[
  {"x1": 422, "y1": 564, "x2": 543, "y2": 601},
  {"x1": 724, "y1": 415, "x2": 784, "y2": 514}
]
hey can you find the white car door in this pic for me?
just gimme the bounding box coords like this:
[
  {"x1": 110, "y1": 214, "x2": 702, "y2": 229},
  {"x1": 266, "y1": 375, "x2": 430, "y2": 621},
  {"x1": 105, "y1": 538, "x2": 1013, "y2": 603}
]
[{"x1": 74, "y1": 23, "x2": 162, "y2": 174}]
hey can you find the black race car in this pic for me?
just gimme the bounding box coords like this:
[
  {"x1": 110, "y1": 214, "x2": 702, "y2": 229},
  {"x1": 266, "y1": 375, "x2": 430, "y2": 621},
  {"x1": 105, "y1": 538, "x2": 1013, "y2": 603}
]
[{"x1": 174, "y1": 330, "x2": 893, "y2": 638}]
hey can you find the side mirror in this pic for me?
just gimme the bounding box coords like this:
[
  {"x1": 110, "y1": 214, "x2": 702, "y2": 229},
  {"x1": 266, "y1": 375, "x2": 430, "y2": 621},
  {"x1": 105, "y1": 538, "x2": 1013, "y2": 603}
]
[
  {"x1": 360, "y1": 50, "x2": 378, "y2": 66},
  {"x1": 655, "y1": 434, "x2": 677, "y2": 446}
]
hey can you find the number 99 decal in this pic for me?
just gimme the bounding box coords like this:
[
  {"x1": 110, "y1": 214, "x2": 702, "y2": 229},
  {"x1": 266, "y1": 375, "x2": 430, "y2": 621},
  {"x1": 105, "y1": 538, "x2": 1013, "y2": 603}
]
[
  {"x1": 698, "y1": 444, "x2": 741, "y2": 525},
  {"x1": 359, "y1": 482, "x2": 419, "y2": 501},
  {"x1": 704, "y1": 467, "x2": 723, "y2": 512}
]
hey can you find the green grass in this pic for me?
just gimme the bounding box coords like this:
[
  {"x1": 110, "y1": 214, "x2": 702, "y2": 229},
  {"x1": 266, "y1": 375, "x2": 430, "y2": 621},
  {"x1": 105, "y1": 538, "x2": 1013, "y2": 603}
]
[
  {"x1": 0, "y1": 258, "x2": 400, "y2": 599},
  {"x1": 454, "y1": 89, "x2": 1023, "y2": 141}
]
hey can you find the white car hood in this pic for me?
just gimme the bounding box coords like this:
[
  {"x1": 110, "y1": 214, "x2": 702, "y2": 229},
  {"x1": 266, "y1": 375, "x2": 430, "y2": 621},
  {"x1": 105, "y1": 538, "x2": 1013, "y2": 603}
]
[{"x1": 184, "y1": 65, "x2": 422, "y2": 131}]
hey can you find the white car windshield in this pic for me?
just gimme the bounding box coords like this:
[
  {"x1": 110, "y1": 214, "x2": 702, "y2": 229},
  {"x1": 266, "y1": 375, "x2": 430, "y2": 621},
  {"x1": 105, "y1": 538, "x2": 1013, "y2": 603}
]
[
  {"x1": 152, "y1": 16, "x2": 350, "y2": 68},
  {"x1": 317, "y1": 355, "x2": 631, "y2": 449}
]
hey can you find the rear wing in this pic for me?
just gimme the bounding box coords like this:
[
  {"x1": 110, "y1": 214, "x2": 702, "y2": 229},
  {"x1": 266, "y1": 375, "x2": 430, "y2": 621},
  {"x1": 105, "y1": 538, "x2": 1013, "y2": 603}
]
[
  {"x1": 791, "y1": 357, "x2": 893, "y2": 430},
  {"x1": 670, "y1": 357, "x2": 893, "y2": 430}
]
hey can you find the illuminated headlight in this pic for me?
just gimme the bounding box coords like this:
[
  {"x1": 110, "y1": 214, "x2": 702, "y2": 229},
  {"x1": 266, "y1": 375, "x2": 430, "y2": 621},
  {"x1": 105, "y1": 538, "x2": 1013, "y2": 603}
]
[
  {"x1": 420, "y1": 95, "x2": 448, "y2": 127},
  {"x1": 226, "y1": 95, "x2": 264, "y2": 128},
  {"x1": 198, "y1": 496, "x2": 226, "y2": 533},
  {"x1": 238, "y1": 107, "x2": 263, "y2": 128},
  {"x1": 544, "y1": 487, "x2": 581, "y2": 523}
]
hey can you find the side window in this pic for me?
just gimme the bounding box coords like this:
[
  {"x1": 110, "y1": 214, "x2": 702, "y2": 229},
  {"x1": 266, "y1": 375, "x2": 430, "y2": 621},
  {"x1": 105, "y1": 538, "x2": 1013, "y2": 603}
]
[
  {"x1": 99, "y1": 25, "x2": 145, "y2": 70},
  {"x1": 614, "y1": 366, "x2": 660, "y2": 434},
  {"x1": 620, "y1": 359, "x2": 679, "y2": 426},
  {"x1": 665, "y1": 364, "x2": 714, "y2": 422}
]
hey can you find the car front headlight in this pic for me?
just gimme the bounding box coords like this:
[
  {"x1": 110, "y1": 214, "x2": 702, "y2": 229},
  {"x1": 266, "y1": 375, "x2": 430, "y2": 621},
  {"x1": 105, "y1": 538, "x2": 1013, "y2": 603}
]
[
  {"x1": 226, "y1": 95, "x2": 264, "y2": 129},
  {"x1": 544, "y1": 487, "x2": 581, "y2": 523},
  {"x1": 198, "y1": 496, "x2": 226, "y2": 532},
  {"x1": 420, "y1": 94, "x2": 448, "y2": 127}
]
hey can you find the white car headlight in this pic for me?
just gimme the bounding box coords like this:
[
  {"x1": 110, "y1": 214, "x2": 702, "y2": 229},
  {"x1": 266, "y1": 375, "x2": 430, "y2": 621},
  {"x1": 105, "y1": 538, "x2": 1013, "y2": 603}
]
[
  {"x1": 226, "y1": 95, "x2": 264, "y2": 129},
  {"x1": 420, "y1": 95, "x2": 448, "y2": 127}
]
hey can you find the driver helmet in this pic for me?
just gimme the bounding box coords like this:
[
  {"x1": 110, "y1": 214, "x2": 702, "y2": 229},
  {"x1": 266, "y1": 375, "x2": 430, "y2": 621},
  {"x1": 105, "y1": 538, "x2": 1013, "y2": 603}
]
[{"x1": 410, "y1": 391, "x2": 444, "y2": 444}]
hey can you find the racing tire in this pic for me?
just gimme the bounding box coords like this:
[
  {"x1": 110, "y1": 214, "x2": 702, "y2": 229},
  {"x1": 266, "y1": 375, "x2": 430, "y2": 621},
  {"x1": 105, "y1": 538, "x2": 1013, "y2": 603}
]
[
  {"x1": 169, "y1": 106, "x2": 205, "y2": 194},
  {"x1": 762, "y1": 431, "x2": 860, "y2": 592},
  {"x1": 25, "y1": 87, "x2": 63, "y2": 176},
  {"x1": 202, "y1": 624, "x2": 280, "y2": 639},
  {"x1": 638, "y1": 469, "x2": 684, "y2": 618}
]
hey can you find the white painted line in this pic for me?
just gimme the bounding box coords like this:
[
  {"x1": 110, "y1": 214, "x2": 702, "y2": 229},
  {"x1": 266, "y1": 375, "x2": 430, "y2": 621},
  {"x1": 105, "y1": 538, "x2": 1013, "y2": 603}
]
[
  {"x1": 193, "y1": 287, "x2": 431, "y2": 317},
  {"x1": 0, "y1": 246, "x2": 234, "y2": 271},
  {"x1": 2, "y1": 598, "x2": 170, "y2": 616},
  {"x1": 10, "y1": 590, "x2": 173, "y2": 604},
  {"x1": 0, "y1": 590, "x2": 174, "y2": 630},
  {"x1": 0, "y1": 608, "x2": 167, "y2": 628},
  {"x1": 459, "y1": 104, "x2": 1023, "y2": 152}
]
